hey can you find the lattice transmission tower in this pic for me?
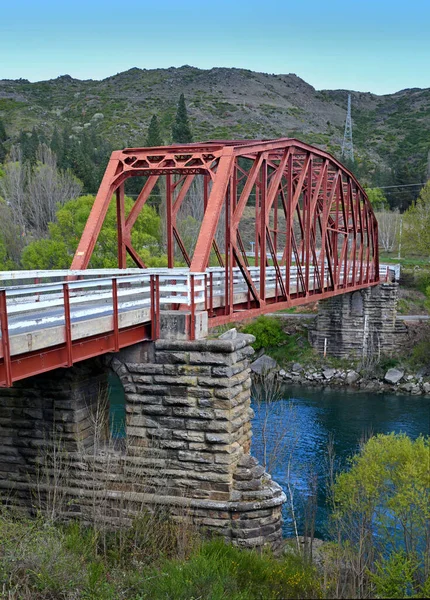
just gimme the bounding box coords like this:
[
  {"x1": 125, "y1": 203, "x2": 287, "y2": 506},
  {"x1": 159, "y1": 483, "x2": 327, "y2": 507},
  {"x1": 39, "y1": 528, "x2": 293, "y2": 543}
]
[{"x1": 341, "y1": 93, "x2": 354, "y2": 162}]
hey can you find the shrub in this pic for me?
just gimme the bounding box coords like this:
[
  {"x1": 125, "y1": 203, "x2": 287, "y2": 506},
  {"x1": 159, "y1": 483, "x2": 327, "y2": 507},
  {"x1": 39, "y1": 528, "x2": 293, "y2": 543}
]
[
  {"x1": 242, "y1": 316, "x2": 287, "y2": 352},
  {"x1": 330, "y1": 433, "x2": 430, "y2": 598}
]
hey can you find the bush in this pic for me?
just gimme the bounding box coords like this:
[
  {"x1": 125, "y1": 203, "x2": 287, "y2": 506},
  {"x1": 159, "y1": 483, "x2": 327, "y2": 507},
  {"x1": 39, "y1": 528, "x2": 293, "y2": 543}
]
[
  {"x1": 242, "y1": 316, "x2": 287, "y2": 352},
  {"x1": 330, "y1": 433, "x2": 430, "y2": 598}
]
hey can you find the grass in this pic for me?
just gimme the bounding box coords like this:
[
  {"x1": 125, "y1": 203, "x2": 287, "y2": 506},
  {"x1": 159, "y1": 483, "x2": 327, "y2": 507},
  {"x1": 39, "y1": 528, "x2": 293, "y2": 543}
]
[{"x1": 0, "y1": 512, "x2": 321, "y2": 600}]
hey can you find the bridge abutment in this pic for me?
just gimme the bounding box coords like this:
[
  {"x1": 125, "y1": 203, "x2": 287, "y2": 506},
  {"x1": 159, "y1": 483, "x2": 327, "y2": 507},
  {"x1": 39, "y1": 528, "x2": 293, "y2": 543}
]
[
  {"x1": 0, "y1": 331, "x2": 285, "y2": 551},
  {"x1": 310, "y1": 282, "x2": 406, "y2": 359}
]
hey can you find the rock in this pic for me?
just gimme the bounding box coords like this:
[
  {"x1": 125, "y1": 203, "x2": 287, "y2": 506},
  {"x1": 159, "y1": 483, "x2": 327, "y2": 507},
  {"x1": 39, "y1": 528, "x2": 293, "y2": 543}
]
[
  {"x1": 401, "y1": 382, "x2": 413, "y2": 392},
  {"x1": 423, "y1": 382, "x2": 430, "y2": 394},
  {"x1": 291, "y1": 362, "x2": 303, "y2": 373},
  {"x1": 322, "y1": 368, "x2": 336, "y2": 380},
  {"x1": 346, "y1": 370, "x2": 360, "y2": 384},
  {"x1": 384, "y1": 368, "x2": 404, "y2": 385},
  {"x1": 279, "y1": 369, "x2": 286, "y2": 377},
  {"x1": 416, "y1": 366, "x2": 430, "y2": 378},
  {"x1": 219, "y1": 328, "x2": 237, "y2": 340},
  {"x1": 250, "y1": 355, "x2": 278, "y2": 376}
]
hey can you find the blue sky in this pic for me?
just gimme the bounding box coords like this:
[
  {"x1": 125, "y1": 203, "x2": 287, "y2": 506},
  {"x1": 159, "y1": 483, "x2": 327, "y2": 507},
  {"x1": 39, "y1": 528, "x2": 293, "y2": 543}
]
[{"x1": 1, "y1": 0, "x2": 429, "y2": 94}]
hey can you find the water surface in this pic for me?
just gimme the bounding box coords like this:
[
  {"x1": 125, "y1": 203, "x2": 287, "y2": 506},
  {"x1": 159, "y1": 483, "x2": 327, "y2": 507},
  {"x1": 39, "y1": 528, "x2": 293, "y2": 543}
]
[{"x1": 251, "y1": 385, "x2": 430, "y2": 539}]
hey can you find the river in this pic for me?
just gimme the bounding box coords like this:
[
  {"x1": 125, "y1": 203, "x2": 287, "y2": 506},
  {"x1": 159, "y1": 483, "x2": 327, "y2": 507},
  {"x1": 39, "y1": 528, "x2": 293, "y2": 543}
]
[{"x1": 251, "y1": 385, "x2": 430, "y2": 539}]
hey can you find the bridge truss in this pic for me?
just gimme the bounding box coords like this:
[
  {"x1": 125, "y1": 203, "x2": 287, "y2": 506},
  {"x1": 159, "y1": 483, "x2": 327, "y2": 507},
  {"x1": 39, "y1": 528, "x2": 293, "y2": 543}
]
[{"x1": 72, "y1": 138, "x2": 379, "y2": 323}]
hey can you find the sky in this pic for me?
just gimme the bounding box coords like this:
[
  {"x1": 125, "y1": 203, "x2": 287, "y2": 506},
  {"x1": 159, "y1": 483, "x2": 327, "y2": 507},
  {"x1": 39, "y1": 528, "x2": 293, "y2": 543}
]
[{"x1": 1, "y1": 0, "x2": 429, "y2": 95}]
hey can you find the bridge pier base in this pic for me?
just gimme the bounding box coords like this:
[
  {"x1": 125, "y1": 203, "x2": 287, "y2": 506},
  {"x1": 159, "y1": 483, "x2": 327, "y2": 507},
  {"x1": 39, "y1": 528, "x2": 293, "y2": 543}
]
[
  {"x1": 0, "y1": 330, "x2": 285, "y2": 552},
  {"x1": 310, "y1": 283, "x2": 406, "y2": 359}
]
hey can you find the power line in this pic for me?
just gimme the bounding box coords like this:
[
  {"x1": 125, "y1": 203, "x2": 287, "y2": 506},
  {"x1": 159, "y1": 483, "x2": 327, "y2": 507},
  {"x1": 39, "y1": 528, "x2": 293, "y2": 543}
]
[{"x1": 375, "y1": 183, "x2": 426, "y2": 190}]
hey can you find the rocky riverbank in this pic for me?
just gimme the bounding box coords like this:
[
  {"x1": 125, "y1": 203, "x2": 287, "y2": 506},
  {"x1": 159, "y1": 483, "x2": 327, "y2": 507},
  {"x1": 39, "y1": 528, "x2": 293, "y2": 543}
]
[{"x1": 250, "y1": 354, "x2": 430, "y2": 396}]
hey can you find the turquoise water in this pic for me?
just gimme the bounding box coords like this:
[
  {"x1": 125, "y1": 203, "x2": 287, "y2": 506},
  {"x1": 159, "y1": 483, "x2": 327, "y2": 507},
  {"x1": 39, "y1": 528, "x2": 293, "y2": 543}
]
[
  {"x1": 108, "y1": 372, "x2": 126, "y2": 438},
  {"x1": 251, "y1": 385, "x2": 430, "y2": 539}
]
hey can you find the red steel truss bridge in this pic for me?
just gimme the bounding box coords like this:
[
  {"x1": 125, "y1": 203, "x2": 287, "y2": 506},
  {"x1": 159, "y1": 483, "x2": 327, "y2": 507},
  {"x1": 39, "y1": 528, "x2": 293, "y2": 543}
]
[{"x1": 0, "y1": 138, "x2": 385, "y2": 387}]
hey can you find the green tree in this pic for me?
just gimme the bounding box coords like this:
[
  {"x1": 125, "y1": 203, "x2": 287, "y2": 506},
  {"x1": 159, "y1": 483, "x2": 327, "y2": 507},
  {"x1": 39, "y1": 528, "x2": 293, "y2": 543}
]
[
  {"x1": 364, "y1": 187, "x2": 388, "y2": 211},
  {"x1": 146, "y1": 115, "x2": 163, "y2": 147},
  {"x1": 402, "y1": 180, "x2": 430, "y2": 255},
  {"x1": 22, "y1": 194, "x2": 167, "y2": 269},
  {"x1": 172, "y1": 94, "x2": 193, "y2": 143},
  {"x1": 332, "y1": 433, "x2": 430, "y2": 598}
]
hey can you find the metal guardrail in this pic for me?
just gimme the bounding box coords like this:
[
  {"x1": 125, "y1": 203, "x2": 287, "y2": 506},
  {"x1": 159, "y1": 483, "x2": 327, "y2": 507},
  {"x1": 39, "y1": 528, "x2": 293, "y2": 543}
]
[{"x1": 0, "y1": 262, "x2": 400, "y2": 387}]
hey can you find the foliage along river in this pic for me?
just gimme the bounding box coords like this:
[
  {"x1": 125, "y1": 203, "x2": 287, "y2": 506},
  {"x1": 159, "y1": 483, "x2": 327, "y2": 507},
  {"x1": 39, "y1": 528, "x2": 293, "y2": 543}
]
[{"x1": 251, "y1": 385, "x2": 430, "y2": 539}]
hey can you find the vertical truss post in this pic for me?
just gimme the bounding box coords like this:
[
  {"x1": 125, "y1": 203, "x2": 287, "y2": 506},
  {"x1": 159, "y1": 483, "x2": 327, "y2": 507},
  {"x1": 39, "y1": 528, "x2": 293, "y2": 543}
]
[
  {"x1": 116, "y1": 183, "x2": 126, "y2": 268},
  {"x1": 285, "y1": 153, "x2": 293, "y2": 296},
  {"x1": 166, "y1": 174, "x2": 174, "y2": 268},
  {"x1": 224, "y1": 180, "x2": 231, "y2": 316},
  {"x1": 260, "y1": 159, "x2": 267, "y2": 303},
  {"x1": 255, "y1": 175, "x2": 260, "y2": 267}
]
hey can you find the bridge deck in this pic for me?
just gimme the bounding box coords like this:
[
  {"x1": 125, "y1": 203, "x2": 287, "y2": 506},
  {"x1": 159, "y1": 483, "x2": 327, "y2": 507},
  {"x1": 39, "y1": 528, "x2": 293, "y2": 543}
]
[{"x1": 0, "y1": 264, "x2": 397, "y2": 387}]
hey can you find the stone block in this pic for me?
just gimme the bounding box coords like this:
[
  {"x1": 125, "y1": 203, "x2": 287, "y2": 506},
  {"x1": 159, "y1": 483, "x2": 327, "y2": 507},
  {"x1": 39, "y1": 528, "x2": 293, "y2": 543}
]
[
  {"x1": 178, "y1": 451, "x2": 213, "y2": 463},
  {"x1": 172, "y1": 407, "x2": 215, "y2": 419},
  {"x1": 163, "y1": 397, "x2": 197, "y2": 407}
]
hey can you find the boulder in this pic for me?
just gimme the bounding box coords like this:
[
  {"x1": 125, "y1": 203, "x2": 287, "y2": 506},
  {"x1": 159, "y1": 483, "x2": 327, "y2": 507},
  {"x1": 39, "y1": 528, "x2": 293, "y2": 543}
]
[
  {"x1": 422, "y1": 382, "x2": 430, "y2": 394},
  {"x1": 219, "y1": 327, "x2": 237, "y2": 340},
  {"x1": 291, "y1": 362, "x2": 303, "y2": 373},
  {"x1": 346, "y1": 370, "x2": 360, "y2": 384},
  {"x1": 250, "y1": 355, "x2": 278, "y2": 376},
  {"x1": 384, "y1": 368, "x2": 404, "y2": 385},
  {"x1": 400, "y1": 382, "x2": 413, "y2": 392},
  {"x1": 322, "y1": 367, "x2": 336, "y2": 380},
  {"x1": 416, "y1": 366, "x2": 430, "y2": 378}
]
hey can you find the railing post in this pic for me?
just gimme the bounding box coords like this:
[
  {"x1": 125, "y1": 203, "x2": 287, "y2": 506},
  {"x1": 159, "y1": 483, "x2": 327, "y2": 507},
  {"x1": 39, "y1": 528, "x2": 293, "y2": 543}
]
[
  {"x1": 0, "y1": 290, "x2": 12, "y2": 387},
  {"x1": 190, "y1": 274, "x2": 196, "y2": 341},
  {"x1": 150, "y1": 275, "x2": 156, "y2": 341},
  {"x1": 155, "y1": 274, "x2": 160, "y2": 340},
  {"x1": 204, "y1": 273, "x2": 208, "y2": 312},
  {"x1": 112, "y1": 278, "x2": 119, "y2": 352},
  {"x1": 209, "y1": 271, "x2": 214, "y2": 317},
  {"x1": 63, "y1": 283, "x2": 73, "y2": 367}
]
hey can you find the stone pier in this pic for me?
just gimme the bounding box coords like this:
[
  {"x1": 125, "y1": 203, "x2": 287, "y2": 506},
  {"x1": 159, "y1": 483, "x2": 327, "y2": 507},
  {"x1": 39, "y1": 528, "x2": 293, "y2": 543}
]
[
  {"x1": 0, "y1": 326, "x2": 285, "y2": 551},
  {"x1": 309, "y1": 283, "x2": 407, "y2": 359}
]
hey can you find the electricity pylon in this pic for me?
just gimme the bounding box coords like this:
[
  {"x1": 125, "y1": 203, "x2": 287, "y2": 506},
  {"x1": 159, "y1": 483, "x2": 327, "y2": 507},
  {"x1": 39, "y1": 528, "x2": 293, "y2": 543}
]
[{"x1": 341, "y1": 93, "x2": 354, "y2": 162}]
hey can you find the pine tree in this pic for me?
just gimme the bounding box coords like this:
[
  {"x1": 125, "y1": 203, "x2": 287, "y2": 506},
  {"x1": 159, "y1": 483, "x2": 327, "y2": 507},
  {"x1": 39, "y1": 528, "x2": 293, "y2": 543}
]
[
  {"x1": 172, "y1": 94, "x2": 193, "y2": 144},
  {"x1": 0, "y1": 119, "x2": 7, "y2": 163},
  {"x1": 50, "y1": 127, "x2": 62, "y2": 164},
  {"x1": 146, "y1": 115, "x2": 162, "y2": 147}
]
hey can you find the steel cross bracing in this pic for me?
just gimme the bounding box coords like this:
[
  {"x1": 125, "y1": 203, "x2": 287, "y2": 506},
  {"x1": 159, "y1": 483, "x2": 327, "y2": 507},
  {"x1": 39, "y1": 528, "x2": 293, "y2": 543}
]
[
  {"x1": 0, "y1": 138, "x2": 381, "y2": 386},
  {"x1": 71, "y1": 138, "x2": 380, "y2": 317}
]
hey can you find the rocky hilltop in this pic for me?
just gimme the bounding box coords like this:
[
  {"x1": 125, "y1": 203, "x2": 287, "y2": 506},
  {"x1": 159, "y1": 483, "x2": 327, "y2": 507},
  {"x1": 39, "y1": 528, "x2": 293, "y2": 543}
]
[{"x1": 0, "y1": 65, "x2": 429, "y2": 182}]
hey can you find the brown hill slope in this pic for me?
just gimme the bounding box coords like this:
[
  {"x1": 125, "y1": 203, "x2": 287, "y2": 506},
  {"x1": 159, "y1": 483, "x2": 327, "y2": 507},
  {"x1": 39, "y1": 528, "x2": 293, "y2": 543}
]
[{"x1": 0, "y1": 65, "x2": 429, "y2": 183}]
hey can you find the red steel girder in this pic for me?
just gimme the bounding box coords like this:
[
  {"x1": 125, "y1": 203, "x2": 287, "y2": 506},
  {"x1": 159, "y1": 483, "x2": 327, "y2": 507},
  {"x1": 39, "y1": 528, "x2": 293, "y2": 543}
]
[{"x1": 70, "y1": 137, "x2": 379, "y2": 317}]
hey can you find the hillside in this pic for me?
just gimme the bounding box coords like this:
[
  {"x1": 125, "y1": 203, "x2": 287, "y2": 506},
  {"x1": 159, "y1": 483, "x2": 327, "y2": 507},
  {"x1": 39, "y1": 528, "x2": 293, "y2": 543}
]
[{"x1": 0, "y1": 65, "x2": 429, "y2": 189}]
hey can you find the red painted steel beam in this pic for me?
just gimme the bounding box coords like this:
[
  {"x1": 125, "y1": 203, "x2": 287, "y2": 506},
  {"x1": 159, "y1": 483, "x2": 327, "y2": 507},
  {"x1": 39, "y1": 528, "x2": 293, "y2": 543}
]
[{"x1": 0, "y1": 324, "x2": 152, "y2": 388}]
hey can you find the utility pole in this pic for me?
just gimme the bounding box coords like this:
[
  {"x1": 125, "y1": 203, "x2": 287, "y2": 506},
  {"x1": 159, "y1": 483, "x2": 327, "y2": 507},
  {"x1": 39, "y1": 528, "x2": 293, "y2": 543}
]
[{"x1": 341, "y1": 94, "x2": 354, "y2": 162}]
